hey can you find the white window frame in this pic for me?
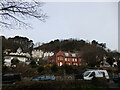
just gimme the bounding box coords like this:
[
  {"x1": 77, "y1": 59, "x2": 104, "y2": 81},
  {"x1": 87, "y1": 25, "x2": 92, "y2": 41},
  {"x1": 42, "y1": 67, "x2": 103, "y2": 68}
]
[{"x1": 65, "y1": 58, "x2": 67, "y2": 61}]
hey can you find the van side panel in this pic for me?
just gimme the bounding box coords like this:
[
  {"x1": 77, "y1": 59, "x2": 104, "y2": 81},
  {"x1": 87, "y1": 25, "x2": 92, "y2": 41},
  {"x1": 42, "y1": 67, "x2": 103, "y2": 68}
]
[{"x1": 83, "y1": 70, "x2": 109, "y2": 80}]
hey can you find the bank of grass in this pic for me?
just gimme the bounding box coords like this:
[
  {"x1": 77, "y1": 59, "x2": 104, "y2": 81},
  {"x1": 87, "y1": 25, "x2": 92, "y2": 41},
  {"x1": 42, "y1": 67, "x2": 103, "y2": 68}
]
[{"x1": 2, "y1": 78, "x2": 108, "y2": 90}]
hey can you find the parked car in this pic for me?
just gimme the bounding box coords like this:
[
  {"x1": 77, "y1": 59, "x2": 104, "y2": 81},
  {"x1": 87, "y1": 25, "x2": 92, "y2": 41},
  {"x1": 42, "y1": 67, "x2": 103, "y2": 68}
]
[
  {"x1": 2, "y1": 73, "x2": 21, "y2": 84},
  {"x1": 31, "y1": 75, "x2": 56, "y2": 81}
]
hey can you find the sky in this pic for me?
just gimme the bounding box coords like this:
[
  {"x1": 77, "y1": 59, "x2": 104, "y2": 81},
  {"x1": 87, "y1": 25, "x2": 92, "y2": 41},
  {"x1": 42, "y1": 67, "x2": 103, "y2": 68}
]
[{"x1": 0, "y1": 2, "x2": 118, "y2": 51}]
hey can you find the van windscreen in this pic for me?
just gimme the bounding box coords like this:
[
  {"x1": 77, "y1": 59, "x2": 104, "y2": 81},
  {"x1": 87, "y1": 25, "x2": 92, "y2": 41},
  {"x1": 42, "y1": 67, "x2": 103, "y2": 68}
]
[{"x1": 84, "y1": 72, "x2": 91, "y2": 77}]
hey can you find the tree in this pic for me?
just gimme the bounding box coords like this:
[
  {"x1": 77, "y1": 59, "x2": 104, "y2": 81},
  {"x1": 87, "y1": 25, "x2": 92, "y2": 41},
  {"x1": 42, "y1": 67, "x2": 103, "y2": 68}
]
[
  {"x1": 2, "y1": 36, "x2": 34, "y2": 53},
  {"x1": 11, "y1": 58, "x2": 20, "y2": 66},
  {"x1": 37, "y1": 66, "x2": 44, "y2": 73},
  {"x1": 29, "y1": 60, "x2": 37, "y2": 68},
  {"x1": 8, "y1": 36, "x2": 34, "y2": 52},
  {"x1": 81, "y1": 43, "x2": 107, "y2": 67},
  {"x1": 117, "y1": 60, "x2": 120, "y2": 73},
  {"x1": 37, "y1": 38, "x2": 87, "y2": 52},
  {"x1": 106, "y1": 57, "x2": 115, "y2": 67},
  {"x1": 14, "y1": 62, "x2": 36, "y2": 77},
  {"x1": 51, "y1": 64, "x2": 58, "y2": 73},
  {"x1": 62, "y1": 63, "x2": 74, "y2": 74},
  {"x1": 0, "y1": 0, "x2": 47, "y2": 30},
  {"x1": 38, "y1": 59, "x2": 48, "y2": 65},
  {"x1": 92, "y1": 40, "x2": 98, "y2": 46}
]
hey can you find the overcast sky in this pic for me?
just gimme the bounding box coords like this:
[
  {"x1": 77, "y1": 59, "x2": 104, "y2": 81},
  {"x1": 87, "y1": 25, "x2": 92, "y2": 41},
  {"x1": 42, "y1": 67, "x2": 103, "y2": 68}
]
[{"x1": 0, "y1": 2, "x2": 118, "y2": 51}]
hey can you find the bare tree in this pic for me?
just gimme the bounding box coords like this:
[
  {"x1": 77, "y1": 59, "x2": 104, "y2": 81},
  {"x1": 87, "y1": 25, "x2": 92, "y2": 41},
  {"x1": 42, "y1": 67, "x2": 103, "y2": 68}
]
[
  {"x1": 0, "y1": 0, "x2": 47, "y2": 30},
  {"x1": 81, "y1": 44, "x2": 107, "y2": 67}
]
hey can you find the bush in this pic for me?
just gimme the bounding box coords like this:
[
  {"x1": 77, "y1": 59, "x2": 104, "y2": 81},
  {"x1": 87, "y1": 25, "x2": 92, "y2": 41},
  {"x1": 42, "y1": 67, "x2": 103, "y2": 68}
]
[
  {"x1": 2, "y1": 80, "x2": 109, "y2": 90},
  {"x1": 51, "y1": 64, "x2": 58, "y2": 73},
  {"x1": 37, "y1": 66, "x2": 44, "y2": 73}
]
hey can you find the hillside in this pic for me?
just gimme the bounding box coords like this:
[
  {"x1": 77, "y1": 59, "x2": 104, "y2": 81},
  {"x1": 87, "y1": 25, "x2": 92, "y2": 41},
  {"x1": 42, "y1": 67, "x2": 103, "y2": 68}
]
[{"x1": 35, "y1": 39, "x2": 91, "y2": 52}]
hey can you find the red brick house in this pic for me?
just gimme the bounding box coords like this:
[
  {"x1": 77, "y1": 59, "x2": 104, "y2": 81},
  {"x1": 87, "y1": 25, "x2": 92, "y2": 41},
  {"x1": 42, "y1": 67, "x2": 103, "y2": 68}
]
[{"x1": 56, "y1": 51, "x2": 81, "y2": 66}]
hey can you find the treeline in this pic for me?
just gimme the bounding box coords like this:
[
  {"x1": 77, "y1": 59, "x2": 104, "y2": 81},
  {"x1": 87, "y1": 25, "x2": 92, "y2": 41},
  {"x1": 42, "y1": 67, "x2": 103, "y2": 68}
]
[
  {"x1": 1, "y1": 36, "x2": 34, "y2": 53},
  {"x1": 35, "y1": 38, "x2": 106, "y2": 52},
  {"x1": 1, "y1": 36, "x2": 108, "y2": 53}
]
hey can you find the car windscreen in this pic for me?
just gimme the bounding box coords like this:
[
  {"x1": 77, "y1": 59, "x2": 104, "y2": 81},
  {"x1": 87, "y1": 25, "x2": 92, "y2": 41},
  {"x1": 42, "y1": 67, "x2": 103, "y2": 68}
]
[{"x1": 83, "y1": 71, "x2": 91, "y2": 77}]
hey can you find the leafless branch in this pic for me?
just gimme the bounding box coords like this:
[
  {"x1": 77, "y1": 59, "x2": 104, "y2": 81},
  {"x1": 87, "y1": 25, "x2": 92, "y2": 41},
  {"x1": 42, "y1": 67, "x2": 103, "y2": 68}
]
[
  {"x1": 0, "y1": 21, "x2": 11, "y2": 25},
  {"x1": 0, "y1": 0, "x2": 47, "y2": 30}
]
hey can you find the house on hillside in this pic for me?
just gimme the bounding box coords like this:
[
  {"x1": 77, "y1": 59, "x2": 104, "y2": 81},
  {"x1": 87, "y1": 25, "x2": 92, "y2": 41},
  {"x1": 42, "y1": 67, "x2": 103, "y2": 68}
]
[
  {"x1": 32, "y1": 49, "x2": 44, "y2": 59},
  {"x1": 55, "y1": 51, "x2": 81, "y2": 66},
  {"x1": 43, "y1": 51, "x2": 54, "y2": 59},
  {"x1": 31, "y1": 49, "x2": 54, "y2": 61},
  {"x1": 4, "y1": 48, "x2": 31, "y2": 67}
]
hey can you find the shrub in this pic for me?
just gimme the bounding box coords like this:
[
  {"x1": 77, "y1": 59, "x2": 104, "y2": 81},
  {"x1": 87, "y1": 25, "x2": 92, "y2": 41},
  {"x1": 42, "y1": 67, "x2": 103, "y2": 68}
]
[
  {"x1": 37, "y1": 66, "x2": 44, "y2": 73},
  {"x1": 2, "y1": 80, "x2": 109, "y2": 90}
]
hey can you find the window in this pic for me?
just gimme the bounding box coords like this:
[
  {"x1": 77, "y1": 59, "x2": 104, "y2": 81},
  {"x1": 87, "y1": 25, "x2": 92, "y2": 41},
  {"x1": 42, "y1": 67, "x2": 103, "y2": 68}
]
[
  {"x1": 65, "y1": 58, "x2": 67, "y2": 61},
  {"x1": 58, "y1": 57, "x2": 63, "y2": 60},
  {"x1": 66, "y1": 63, "x2": 71, "y2": 65},
  {"x1": 72, "y1": 58, "x2": 74, "y2": 61},
  {"x1": 68, "y1": 58, "x2": 71, "y2": 61},
  {"x1": 75, "y1": 58, "x2": 77, "y2": 62},
  {"x1": 57, "y1": 62, "x2": 63, "y2": 66},
  {"x1": 84, "y1": 72, "x2": 91, "y2": 77},
  {"x1": 65, "y1": 53, "x2": 69, "y2": 56},
  {"x1": 89, "y1": 72, "x2": 95, "y2": 77},
  {"x1": 75, "y1": 63, "x2": 78, "y2": 66},
  {"x1": 72, "y1": 54, "x2": 76, "y2": 57},
  {"x1": 59, "y1": 62, "x2": 63, "y2": 66},
  {"x1": 73, "y1": 63, "x2": 78, "y2": 66}
]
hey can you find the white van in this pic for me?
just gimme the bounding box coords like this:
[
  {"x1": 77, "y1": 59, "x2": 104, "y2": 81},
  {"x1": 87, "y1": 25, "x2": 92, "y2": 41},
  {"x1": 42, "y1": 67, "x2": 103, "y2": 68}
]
[{"x1": 83, "y1": 69, "x2": 109, "y2": 80}]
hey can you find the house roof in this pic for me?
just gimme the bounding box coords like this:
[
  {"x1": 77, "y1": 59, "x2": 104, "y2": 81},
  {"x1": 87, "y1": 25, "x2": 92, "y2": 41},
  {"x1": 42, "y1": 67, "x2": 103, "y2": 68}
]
[
  {"x1": 4, "y1": 55, "x2": 29, "y2": 58},
  {"x1": 56, "y1": 51, "x2": 81, "y2": 57}
]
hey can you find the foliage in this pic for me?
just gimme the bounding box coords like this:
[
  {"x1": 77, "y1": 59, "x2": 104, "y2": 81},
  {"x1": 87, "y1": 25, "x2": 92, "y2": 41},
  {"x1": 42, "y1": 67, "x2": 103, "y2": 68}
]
[
  {"x1": 117, "y1": 60, "x2": 120, "y2": 73},
  {"x1": 2, "y1": 36, "x2": 34, "y2": 53},
  {"x1": 29, "y1": 60, "x2": 37, "y2": 68},
  {"x1": 81, "y1": 43, "x2": 107, "y2": 67},
  {"x1": 61, "y1": 64, "x2": 75, "y2": 74},
  {"x1": 24, "y1": 68, "x2": 37, "y2": 77},
  {"x1": 14, "y1": 62, "x2": 34, "y2": 77},
  {"x1": 106, "y1": 57, "x2": 115, "y2": 67},
  {"x1": 37, "y1": 66, "x2": 44, "y2": 73},
  {"x1": 36, "y1": 39, "x2": 87, "y2": 52},
  {"x1": 2, "y1": 66, "x2": 14, "y2": 73},
  {"x1": 2, "y1": 80, "x2": 109, "y2": 90},
  {"x1": 38, "y1": 59, "x2": 47, "y2": 66},
  {"x1": 11, "y1": 58, "x2": 20, "y2": 66},
  {"x1": 50, "y1": 64, "x2": 58, "y2": 73}
]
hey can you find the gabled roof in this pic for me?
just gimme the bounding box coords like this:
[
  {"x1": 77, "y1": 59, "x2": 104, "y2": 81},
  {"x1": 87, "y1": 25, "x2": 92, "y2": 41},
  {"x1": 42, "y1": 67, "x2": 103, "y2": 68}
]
[{"x1": 56, "y1": 50, "x2": 81, "y2": 57}]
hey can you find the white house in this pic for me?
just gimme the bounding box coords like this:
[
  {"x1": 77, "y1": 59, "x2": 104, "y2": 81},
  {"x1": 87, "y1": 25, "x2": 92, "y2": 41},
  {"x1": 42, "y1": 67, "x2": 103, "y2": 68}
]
[
  {"x1": 43, "y1": 52, "x2": 54, "y2": 59},
  {"x1": 31, "y1": 49, "x2": 54, "y2": 60},
  {"x1": 32, "y1": 50, "x2": 44, "y2": 58},
  {"x1": 4, "y1": 48, "x2": 31, "y2": 67}
]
